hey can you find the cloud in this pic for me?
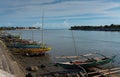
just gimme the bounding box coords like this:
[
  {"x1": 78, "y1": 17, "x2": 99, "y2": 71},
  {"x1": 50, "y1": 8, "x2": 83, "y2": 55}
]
[
  {"x1": 1, "y1": 0, "x2": 119, "y2": 17},
  {"x1": 0, "y1": 0, "x2": 120, "y2": 28},
  {"x1": 32, "y1": 22, "x2": 42, "y2": 27}
]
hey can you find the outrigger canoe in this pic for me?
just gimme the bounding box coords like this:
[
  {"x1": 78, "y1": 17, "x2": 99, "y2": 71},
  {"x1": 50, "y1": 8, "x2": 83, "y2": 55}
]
[
  {"x1": 7, "y1": 44, "x2": 42, "y2": 48},
  {"x1": 12, "y1": 47, "x2": 51, "y2": 55},
  {"x1": 56, "y1": 54, "x2": 116, "y2": 69}
]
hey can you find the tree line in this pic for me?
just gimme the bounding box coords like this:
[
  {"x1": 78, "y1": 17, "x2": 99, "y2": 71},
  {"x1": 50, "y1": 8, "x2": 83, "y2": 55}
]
[
  {"x1": 70, "y1": 24, "x2": 120, "y2": 31},
  {"x1": 0, "y1": 27, "x2": 40, "y2": 30}
]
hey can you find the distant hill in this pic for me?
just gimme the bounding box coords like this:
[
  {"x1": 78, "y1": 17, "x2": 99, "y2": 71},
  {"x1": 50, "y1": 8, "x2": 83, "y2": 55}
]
[
  {"x1": 0, "y1": 27, "x2": 40, "y2": 30},
  {"x1": 70, "y1": 24, "x2": 120, "y2": 31}
]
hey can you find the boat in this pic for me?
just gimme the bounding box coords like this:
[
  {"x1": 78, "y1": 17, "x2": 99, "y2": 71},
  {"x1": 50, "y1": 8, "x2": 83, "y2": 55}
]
[
  {"x1": 8, "y1": 13, "x2": 51, "y2": 55},
  {"x1": 56, "y1": 30, "x2": 116, "y2": 69},
  {"x1": 6, "y1": 37, "x2": 51, "y2": 55},
  {"x1": 1, "y1": 32, "x2": 20, "y2": 40},
  {"x1": 7, "y1": 43, "x2": 43, "y2": 48},
  {"x1": 12, "y1": 47, "x2": 51, "y2": 55},
  {"x1": 24, "y1": 13, "x2": 51, "y2": 55},
  {"x1": 56, "y1": 54, "x2": 116, "y2": 69}
]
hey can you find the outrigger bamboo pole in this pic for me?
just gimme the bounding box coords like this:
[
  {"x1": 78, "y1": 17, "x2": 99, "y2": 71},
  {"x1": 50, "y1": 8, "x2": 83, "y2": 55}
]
[{"x1": 89, "y1": 67, "x2": 120, "y2": 77}]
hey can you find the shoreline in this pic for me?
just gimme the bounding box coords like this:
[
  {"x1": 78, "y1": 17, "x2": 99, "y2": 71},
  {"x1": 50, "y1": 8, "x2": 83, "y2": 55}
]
[
  {"x1": 0, "y1": 39, "x2": 65, "y2": 77},
  {"x1": 0, "y1": 31, "x2": 120, "y2": 77},
  {"x1": 12, "y1": 54, "x2": 65, "y2": 77},
  {"x1": 1, "y1": 41, "x2": 120, "y2": 77}
]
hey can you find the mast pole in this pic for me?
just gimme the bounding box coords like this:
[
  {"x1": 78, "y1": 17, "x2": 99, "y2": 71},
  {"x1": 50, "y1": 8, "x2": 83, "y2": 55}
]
[
  {"x1": 20, "y1": 30, "x2": 22, "y2": 39},
  {"x1": 32, "y1": 27, "x2": 34, "y2": 41},
  {"x1": 41, "y1": 12, "x2": 44, "y2": 46}
]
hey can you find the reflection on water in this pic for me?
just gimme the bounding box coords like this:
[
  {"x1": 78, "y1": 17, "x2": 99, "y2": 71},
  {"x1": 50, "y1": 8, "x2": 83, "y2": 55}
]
[{"x1": 7, "y1": 30, "x2": 120, "y2": 66}]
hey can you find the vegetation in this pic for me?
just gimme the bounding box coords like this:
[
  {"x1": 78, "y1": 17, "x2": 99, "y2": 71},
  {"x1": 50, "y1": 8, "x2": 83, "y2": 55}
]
[
  {"x1": 70, "y1": 24, "x2": 120, "y2": 31},
  {"x1": 0, "y1": 27, "x2": 40, "y2": 30}
]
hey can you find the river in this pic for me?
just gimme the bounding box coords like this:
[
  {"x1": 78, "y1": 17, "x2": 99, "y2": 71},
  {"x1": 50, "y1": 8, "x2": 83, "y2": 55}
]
[{"x1": 6, "y1": 29, "x2": 120, "y2": 66}]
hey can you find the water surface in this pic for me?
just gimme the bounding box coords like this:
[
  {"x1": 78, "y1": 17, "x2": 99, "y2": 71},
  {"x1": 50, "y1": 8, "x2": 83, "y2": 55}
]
[{"x1": 7, "y1": 30, "x2": 120, "y2": 66}]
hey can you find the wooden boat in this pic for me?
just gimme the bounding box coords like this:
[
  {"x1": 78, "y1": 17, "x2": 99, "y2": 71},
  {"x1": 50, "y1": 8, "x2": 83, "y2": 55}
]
[
  {"x1": 9, "y1": 34, "x2": 20, "y2": 39},
  {"x1": 56, "y1": 55, "x2": 116, "y2": 69},
  {"x1": 1, "y1": 33, "x2": 20, "y2": 40},
  {"x1": 9, "y1": 13, "x2": 51, "y2": 55},
  {"x1": 12, "y1": 47, "x2": 51, "y2": 55},
  {"x1": 7, "y1": 44, "x2": 43, "y2": 48},
  {"x1": 24, "y1": 47, "x2": 51, "y2": 53},
  {"x1": 56, "y1": 30, "x2": 116, "y2": 69},
  {"x1": 7, "y1": 39, "x2": 51, "y2": 55}
]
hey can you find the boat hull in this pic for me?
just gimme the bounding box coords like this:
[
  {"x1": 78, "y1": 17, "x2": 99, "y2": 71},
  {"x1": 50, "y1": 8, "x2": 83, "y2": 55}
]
[
  {"x1": 7, "y1": 44, "x2": 42, "y2": 48},
  {"x1": 56, "y1": 56, "x2": 116, "y2": 69},
  {"x1": 12, "y1": 47, "x2": 51, "y2": 55}
]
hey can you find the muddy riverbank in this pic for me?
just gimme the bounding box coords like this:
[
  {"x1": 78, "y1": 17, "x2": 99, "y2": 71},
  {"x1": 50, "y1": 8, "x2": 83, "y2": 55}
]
[{"x1": 12, "y1": 53, "x2": 66, "y2": 77}]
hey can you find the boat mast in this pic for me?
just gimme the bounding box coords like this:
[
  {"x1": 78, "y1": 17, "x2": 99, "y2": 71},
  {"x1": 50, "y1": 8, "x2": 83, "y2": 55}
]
[
  {"x1": 32, "y1": 27, "x2": 34, "y2": 41},
  {"x1": 41, "y1": 12, "x2": 44, "y2": 46},
  {"x1": 20, "y1": 30, "x2": 22, "y2": 39}
]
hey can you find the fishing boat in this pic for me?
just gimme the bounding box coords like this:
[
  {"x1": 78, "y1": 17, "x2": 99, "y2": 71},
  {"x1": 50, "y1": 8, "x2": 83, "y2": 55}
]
[
  {"x1": 9, "y1": 13, "x2": 51, "y2": 55},
  {"x1": 1, "y1": 33, "x2": 20, "y2": 40},
  {"x1": 6, "y1": 38, "x2": 51, "y2": 55},
  {"x1": 24, "y1": 13, "x2": 51, "y2": 55},
  {"x1": 56, "y1": 54, "x2": 116, "y2": 69},
  {"x1": 7, "y1": 43, "x2": 43, "y2": 48},
  {"x1": 56, "y1": 30, "x2": 116, "y2": 69},
  {"x1": 12, "y1": 47, "x2": 51, "y2": 55}
]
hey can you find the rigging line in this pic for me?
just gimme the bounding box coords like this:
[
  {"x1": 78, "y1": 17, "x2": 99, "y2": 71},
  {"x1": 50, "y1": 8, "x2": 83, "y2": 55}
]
[
  {"x1": 94, "y1": 52, "x2": 107, "y2": 58},
  {"x1": 71, "y1": 30, "x2": 78, "y2": 58}
]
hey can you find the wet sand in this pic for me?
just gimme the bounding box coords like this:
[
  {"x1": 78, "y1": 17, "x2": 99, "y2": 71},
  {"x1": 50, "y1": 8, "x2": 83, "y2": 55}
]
[{"x1": 12, "y1": 53, "x2": 65, "y2": 77}]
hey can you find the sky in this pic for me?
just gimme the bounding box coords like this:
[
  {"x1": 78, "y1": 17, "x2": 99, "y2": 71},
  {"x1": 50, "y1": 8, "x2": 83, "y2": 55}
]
[{"x1": 1, "y1": 0, "x2": 120, "y2": 29}]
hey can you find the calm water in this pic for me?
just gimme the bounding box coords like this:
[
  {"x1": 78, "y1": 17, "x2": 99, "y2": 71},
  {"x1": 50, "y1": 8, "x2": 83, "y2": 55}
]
[{"x1": 7, "y1": 29, "x2": 120, "y2": 66}]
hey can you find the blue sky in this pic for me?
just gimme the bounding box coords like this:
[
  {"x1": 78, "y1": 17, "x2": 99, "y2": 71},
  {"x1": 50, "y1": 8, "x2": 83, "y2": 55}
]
[{"x1": 1, "y1": 0, "x2": 120, "y2": 29}]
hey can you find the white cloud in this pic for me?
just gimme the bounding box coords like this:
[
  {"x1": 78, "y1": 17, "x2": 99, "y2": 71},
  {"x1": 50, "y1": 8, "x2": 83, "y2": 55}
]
[
  {"x1": 32, "y1": 22, "x2": 42, "y2": 27},
  {"x1": 1, "y1": 0, "x2": 120, "y2": 28},
  {"x1": 2, "y1": 0, "x2": 119, "y2": 17}
]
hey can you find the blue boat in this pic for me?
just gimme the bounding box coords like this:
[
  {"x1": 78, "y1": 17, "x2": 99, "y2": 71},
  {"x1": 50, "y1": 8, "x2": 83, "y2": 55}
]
[{"x1": 7, "y1": 43, "x2": 43, "y2": 48}]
